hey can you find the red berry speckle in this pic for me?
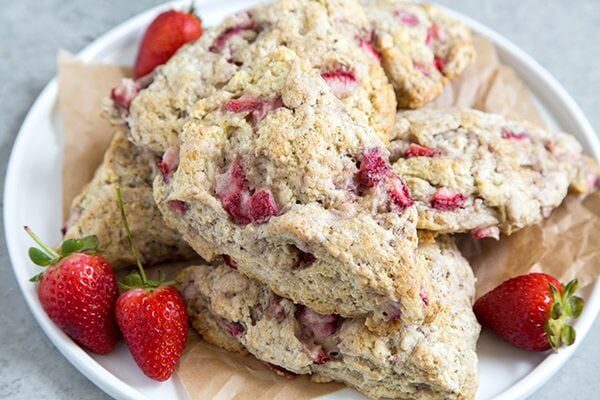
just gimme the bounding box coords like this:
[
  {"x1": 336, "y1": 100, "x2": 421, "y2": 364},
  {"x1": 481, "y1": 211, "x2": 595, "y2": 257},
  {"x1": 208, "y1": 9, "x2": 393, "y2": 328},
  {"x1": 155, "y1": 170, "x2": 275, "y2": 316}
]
[
  {"x1": 321, "y1": 70, "x2": 359, "y2": 99},
  {"x1": 404, "y1": 143, "x2": 440, "y2": 158},
  {"x1": 430, "y1": 188, "x2": 466, "y2": 211}
]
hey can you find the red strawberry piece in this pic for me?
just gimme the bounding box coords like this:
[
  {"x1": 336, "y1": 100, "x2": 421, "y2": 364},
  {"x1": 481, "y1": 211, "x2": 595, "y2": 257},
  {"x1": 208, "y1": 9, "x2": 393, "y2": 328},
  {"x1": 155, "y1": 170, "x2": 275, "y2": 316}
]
[
  {"x1": 384, "y1": 301, "x2": 402, "y2": 322},
  {"x1": 357, "y1": 35, "x2": 381, "y2": 61},
  {"x1": 225, "y1": 96, "x2": 263, "y2": 113},
  {"x1": 430, "y1": 188, "x2": 466, "y2": 211},
  {"x1": 387, "y1": 178, "x2": 414, "y2": 210},
  {"x1": 321, "y1": 70, "x2": 358, "y2": 99},
  {"x1": 134, "y1": 10, "x2": 204, "y2": 78},
  {"x1": 247, "y1": 189, "x2": 279, "y2": 223},
  {"x1": 358, "y1": 148, "x2": 393, "y2": 190},
  {"x1": 474, "y1": 273, "x2": 584, "y2": 351},
  {"x1": 25, "y1": 228, "x2": 119, "y2": 355},
  {"x1": 311, "y1": 346, "x2": 331, "y2": 365},
  {"x1": 268, "y1": 296, "x2": 288, "y2": 322},
  {"x1": 209, "y1": 12, "x2": 254, "y2": 53},
  {"x1": 224, "y1": 320, "x2": 246, "y2": 337},
  {"x1": 251, "y1": 96, "x2": 284, "y2": 125},
  {"x1": 471, "y1": 226, "x2": 500, "y2": 240},
  {"x1": 216, "y1": 161, "x2": 279, "y2": 224},
  {"x1": 116, "y1": 286, "x2": 188, "y2": 381},
  {"x1": 296, "y1": 305, "x2": 342, "y2": 340},
  {"x1": 419, "y1": 291, "x2": 429, "y2": 306},
  {"x1": 434, "y1": 56, "x2": 446, "y2": 73},
  {"x1": 264, "y1": 362, "x2": 298, "y2": 378},
  {"x1": 404, "y1": 143, "x2": 440, "y2": 158},
  {"x1": 168, "y1": 200, "x2": 188, "y2": 215},
  {"x1": 111, "y1": 78, "x2": 141, "y2": 116},
  {"x1": 501, "y1": 127, "x2": 529, "y2": 141},
  {"x1": 157, "y1": 146, "x2": 180, "y2": 182},
  {"x1": 395, "y1": 9, "x2": 419, "y2": 26},
  {"x1": 425, "y1": 23, "x2": 442, "y2": 47},
  {"x1": 216, "y1": 161, "x2": 252, "y2": 224},
  {"x1": 222, "y1": 254, "x2": 238, "y2": 270}
]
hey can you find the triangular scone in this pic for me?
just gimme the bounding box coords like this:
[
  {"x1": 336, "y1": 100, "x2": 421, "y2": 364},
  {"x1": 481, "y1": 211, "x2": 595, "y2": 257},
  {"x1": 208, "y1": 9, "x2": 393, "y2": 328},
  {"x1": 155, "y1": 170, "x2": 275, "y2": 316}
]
[
  {"x1": 154, "y1": 47, "x2": 432, "y2": 328},
  {"x1": 125, "y1": 0, "x2": 396, "y2": 155},
  {"x1": 388, "y1": 108, "x2": 600, "y2": 236},
  {"x1": 178, "y1": 237, "x2": 479, "y2": 400},
  {"x1": 63, "y1": 128, "x2": 196, "y2": 269},
  {"x1": 360, "y1": 0, "x2": 475, "y2": 108}
]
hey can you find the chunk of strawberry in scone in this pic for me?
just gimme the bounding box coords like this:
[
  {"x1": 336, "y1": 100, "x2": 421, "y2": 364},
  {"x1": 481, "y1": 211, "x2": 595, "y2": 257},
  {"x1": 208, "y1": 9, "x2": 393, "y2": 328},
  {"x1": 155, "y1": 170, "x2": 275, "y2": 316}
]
[
  {"x1": 111, "y1": 78, "x2": 141, "y2": 116},
  {"x1": 425, "y1": 23, "x2": 443, "y2": 48},
  {"x1": 430, "y1": 188, "x2": 466, "y2": 211},
  {"x1": 501, "y1": 127, "x2": 529, "y2": 141},
  {"x1": 209, "y1": 11, "x2": 254, "y2": 53},
  {"x1": 404, "y1": 143, "x2": 440, "y2": 158},
  {"x1": 168, "y1": 200, "x2": 188, "y2": 215},
  {"x1": 224, "y1": 321, "x2": 245, "y2": 337},
  {"x1": 157, "y1": 146, "x2": 180, "y2": 182},
  {"x1": 357, "y1": 34, "x2": 381, "y2": 61},
  {"x1": 358, "y1": 148, "x2": 393, "y2": 189},
  {"x1": 296, "y1": 305, "x2": 342, "y2": 340},
  {"x1": 471, "y1": 226, "x2": 500, "y2": 240},
  {"x1": 395, "y1": 9, "x2": 419, "y2": 27},
  {"x1": 247, "y1": 189, "x2": 279, "y2": 223},
  {"x1": 358, "y1": 148, "x2": 414, "y2": 211},
  {"x1": 321, "y1": 70, "x2": 359, "y2": 99},
  {"x1": 225, "y1": 96, "x2": 284, "y2": 125},
  {"x1": 215, "y1": 160, "x2": 279, "y2": 224}
]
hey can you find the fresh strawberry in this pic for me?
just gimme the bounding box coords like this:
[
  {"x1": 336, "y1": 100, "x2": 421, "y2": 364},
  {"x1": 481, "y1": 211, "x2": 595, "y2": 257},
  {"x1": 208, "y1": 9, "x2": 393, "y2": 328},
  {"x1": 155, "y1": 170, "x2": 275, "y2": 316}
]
[
  {"x1": 114, "y1": 186, "x2": 189, "y2": 381},
  {"x1": 25, "y1": 227, "x2": 119, "y2": 354},
  {"x1": 474, "y1": 273, "x2": 584, "y2": 351},
  {"x1": 134, "y1": 9, "x2": 204, "y2": 78},
  {"x1": 116, "y1": 285, "x2": 188, "y2": 381},
  {"x1": 501, "y1": 127, "x2": 529, "y2": 141}
]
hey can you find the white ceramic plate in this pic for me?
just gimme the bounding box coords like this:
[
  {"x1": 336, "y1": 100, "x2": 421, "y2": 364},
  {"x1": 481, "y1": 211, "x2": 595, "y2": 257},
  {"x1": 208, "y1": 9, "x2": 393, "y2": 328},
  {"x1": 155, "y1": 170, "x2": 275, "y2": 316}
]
[{"x1": 5, "y1": 1, "x2": 600, "y2": 399}]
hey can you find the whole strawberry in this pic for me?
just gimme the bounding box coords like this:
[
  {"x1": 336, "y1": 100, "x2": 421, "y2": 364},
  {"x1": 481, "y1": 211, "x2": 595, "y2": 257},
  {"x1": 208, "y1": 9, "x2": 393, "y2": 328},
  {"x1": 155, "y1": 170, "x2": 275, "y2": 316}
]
[
  {"x1": 134, "y1": 9, "x2": 204, "y2": 78},
  {"x1": 114, "y1": 186, "x2": 188, "y2": 381},
  {"x1": 474, "y1": 273, "x2": 584, "y2": 351},
  {"x1": 25, "y1": 227, "x2": 119, "y2": 354},
  {"x1": 116, "y1": 285, "x2": 188, "y2": 381}
]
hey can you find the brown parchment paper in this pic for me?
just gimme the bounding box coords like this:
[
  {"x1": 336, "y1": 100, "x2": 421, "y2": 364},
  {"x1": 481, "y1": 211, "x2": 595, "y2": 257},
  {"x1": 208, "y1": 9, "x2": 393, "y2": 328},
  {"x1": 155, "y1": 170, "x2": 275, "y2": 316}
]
[
  {"x1": 57, "y1": 35, "x2": 600, "y2": 400},
  {"x1": 57, "y1": 51, "x2": 131, "y2": 218}
]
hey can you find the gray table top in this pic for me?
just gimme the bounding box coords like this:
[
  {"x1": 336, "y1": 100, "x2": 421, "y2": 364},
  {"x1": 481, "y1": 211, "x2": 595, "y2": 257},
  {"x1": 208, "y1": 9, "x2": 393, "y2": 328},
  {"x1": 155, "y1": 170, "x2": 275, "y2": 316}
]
[{"x1": 1, "y1": 1, "x2": 598, "y2": 399}]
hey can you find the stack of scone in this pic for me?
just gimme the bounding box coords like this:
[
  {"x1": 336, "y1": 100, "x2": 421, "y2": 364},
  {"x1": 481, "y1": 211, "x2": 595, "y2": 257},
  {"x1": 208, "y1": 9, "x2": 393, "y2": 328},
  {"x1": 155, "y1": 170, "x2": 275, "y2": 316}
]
[{"x1": 64, "y1": 1, "x2": 600, "y2": 398}]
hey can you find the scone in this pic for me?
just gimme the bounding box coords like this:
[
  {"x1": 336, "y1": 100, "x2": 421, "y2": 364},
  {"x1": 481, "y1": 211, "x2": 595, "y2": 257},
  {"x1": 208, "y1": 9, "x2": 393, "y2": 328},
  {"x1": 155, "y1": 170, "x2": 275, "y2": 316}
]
[
  {"x1": 178, "y1": 237, "x2": 479, "y2": 400},
  {"x1": 154, "y1": 47, "x2": 432, "y2": 327},
  {"x1": 63, "y1": 128, "x2": 196, "y2": 269},
  {"x1": 388, "y1": 108, "x2": 600, "y2": 236},
  {"x1": 124, "y1": 0, "x2": 396, "y2": 154},
  {"x1": 361, "y1": 0, "x2": 474, "y2": 108}
]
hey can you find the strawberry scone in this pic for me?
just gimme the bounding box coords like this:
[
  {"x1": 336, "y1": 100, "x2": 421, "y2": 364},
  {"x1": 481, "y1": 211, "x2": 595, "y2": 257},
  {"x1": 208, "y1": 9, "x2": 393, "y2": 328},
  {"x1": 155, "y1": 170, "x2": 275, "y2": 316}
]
[
  {"x1": 123, "y1": 0, "x2": 396, "y2": 154},
  {"x1": 361, "y1": 0, "x2": 474, "y2": 109},
  {"x1": 388, "y1": 109, "x2": 600, "y2": 237},
  {"x1": 63, "y1": 128, "x2": 196, "y2": 269},
  {"x1": 178, "y1": 237, "x2": 479, "y2": 400},
  {"x1": 154, "y1": 47, "x2": 432, "y2": 327}
]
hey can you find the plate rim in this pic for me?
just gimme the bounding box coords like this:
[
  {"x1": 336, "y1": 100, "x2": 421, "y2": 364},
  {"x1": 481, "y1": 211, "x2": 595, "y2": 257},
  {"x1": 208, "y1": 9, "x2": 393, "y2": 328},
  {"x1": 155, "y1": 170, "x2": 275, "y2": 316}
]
[{"x1": 4, "y1": 1, "x2": 599, "y2": 400}]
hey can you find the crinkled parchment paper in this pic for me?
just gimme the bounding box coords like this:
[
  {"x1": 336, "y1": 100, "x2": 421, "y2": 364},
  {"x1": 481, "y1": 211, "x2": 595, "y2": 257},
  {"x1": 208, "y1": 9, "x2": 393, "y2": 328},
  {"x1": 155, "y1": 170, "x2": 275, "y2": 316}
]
[{"x1": 57, "y1": 35, "x2": 600, "y2": 399}]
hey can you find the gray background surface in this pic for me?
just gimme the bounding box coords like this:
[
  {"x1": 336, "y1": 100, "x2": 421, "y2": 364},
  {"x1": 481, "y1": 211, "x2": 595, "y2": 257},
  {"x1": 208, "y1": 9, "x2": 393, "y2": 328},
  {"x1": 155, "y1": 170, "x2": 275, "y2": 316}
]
[{"x1": 0, "y1": 0, "x2": 599, "y2": 399}]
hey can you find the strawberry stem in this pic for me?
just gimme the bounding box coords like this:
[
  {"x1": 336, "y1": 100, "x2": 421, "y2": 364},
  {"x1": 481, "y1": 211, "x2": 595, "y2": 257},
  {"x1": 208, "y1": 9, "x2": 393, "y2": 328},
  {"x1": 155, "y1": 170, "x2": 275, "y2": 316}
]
[
  {"x1": 24, "y1": 226, "x2": 60, "y2": 259},
  {"x1": 115, "y1": 186, "x2": 148, "y2": 284}
]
